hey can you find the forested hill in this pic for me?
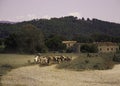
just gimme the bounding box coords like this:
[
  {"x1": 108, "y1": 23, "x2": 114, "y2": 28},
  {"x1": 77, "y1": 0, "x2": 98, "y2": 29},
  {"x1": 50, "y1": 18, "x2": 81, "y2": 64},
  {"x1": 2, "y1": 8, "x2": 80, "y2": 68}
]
[{"x1": 0, "y1": 16, "x2": 120, "y2": 40}]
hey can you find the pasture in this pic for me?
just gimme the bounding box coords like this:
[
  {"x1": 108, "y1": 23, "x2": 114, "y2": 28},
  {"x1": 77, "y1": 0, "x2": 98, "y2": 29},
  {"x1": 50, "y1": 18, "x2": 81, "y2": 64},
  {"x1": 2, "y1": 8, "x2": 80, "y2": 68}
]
[
  {"x1": 0, "y1": 53, "x2": 77, "y2": 85},
  {"x1": 0, "y1": 53, "x2": 119, "y2": 86},
  {"x1": 57, "y1": 53, "x2": 115, "y2": 70},
  {"x1": 0, "y1": 54, "x2": 34, "y2": 67},
  {"x1": 0, "y1": 53, "x2": 77, "y2": 74},
  {"x1": 0, "y1": 53, "x2": 116, "y2": 72},
  {"x1": 0, "y1": 54, "x2": 34, "y2": 85}
]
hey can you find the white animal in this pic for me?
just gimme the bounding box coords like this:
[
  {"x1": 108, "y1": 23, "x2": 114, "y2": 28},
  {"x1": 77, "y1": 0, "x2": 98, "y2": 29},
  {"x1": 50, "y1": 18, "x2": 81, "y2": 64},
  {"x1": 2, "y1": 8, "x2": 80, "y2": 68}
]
[{"x1": 34, "y1": 56, "x2": 39, "y2": 63}]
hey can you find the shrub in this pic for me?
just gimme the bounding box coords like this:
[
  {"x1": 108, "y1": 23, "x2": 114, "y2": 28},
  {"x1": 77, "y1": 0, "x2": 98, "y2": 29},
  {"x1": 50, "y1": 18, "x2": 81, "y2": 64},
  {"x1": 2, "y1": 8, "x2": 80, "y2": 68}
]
[
  {"x1": 57, "y1": 54, "x2": 114, "y2": 71},
  {"x1": 80, "y1": 44, "x2": 98, "y2": 53},
  {"x1": 93, "y1": 63, "x2": 101, "y2": 69},
  {"x1": 85, "y1": 60, "x2": 89, "y2": 64},
  {"x1": 1, "y1": 64, "x2": 13, "y2": 69},
  {"x1": 113, "y1": 54, "x2": 120, "y2": 62},
  {"x1": 66, "y1": 47, "x2": 74, "y2": 53},
  {"x1": 45, "y1": 36, "x2": 66, "y2": 51}
]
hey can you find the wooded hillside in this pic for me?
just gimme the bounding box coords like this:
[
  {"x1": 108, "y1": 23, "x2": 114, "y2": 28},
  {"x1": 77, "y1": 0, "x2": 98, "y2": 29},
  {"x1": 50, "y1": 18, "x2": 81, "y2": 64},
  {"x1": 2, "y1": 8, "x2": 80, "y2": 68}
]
[
  {"x1": 0, "y1": 16, "x2": 120, "y2": 40},
  {"x1": 0, "y1": 16, "x2": 120, "y2": 53}
]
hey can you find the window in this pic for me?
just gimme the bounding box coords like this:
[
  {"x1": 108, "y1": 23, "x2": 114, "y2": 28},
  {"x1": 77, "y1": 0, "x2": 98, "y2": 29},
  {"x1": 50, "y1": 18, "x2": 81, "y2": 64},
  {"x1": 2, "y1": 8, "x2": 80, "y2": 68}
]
[{"x1": 107, "y1": 48, "x2": 109, "y2": 51}]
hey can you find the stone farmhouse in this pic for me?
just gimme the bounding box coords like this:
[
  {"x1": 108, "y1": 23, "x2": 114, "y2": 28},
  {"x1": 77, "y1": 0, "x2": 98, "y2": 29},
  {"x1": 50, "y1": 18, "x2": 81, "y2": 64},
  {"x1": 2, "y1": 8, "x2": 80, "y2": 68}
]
[
  {"x1": 62, "y1": 41, "x2": 119, "y2": 53},
  {"x1": 94, "y1": 42, "x2": 119, "y2": 53}
]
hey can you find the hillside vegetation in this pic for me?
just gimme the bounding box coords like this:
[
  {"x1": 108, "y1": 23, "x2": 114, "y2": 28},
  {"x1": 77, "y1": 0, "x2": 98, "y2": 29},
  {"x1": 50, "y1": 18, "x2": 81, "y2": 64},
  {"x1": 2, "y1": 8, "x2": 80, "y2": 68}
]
[
  {"x1": 0, "y1": 16, "x2": 120, "y2": 41},
  {"x1": 57, "y1": 53, "x2": 115, "y2": 70},
  {"x1": 0, "y1": 16, "x2": 120, "y2": 53}
]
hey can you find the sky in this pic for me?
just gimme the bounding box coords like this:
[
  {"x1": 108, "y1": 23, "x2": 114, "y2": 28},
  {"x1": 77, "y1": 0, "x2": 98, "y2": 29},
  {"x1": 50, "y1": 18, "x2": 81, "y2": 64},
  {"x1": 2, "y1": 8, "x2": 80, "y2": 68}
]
[{"x1": 0, "y1": 0, "x2": 120, "y2": 23}]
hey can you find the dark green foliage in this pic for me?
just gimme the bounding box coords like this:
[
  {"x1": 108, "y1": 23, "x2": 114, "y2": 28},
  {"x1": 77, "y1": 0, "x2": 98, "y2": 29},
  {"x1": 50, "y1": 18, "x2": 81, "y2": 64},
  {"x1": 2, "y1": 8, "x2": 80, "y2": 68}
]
[
  {"x1": 5, "y1": 33, "x2": 17, "y2": 50},
  {"x1": 1, "y1": 64, "x2": 13, "y2": 69},
  {"x1": 5, "y1": 24, "x2": 47, "y2": 53},
  {"x1": 0, "y1": 39, "x2": 5, "y2": 53},
  {"x1": 17, "y1": 24, "x2": 47, "y2": 53},
  {"x1": 113, "y1": 54, "x2": 120, "y2": 62},
  {"x1": 66, "y1": 47, "x2": 74, "y2": 53},
  {"x1": 73, "y1": 35, "x2": 93, "y2": 43},
  {"x1": 80, "y1": 44, "x2": 98, "y2": 53},
  {"x1": 0, "y1": 39, "x2": 3, "y2": 45},
  {"x1": 1, "y1": 16, "x2": 120, "y2": 53},
  {"x1": 0, "y1": 16, "x2": 120, "y2": 42},
  {"x1": 45, "y1": 35, "x2": 66, "y2": 51},
  {"x1": 57, "y1": 54, "x2": 115, "y2": 70},
  {"x1": 91, "y1": 34, "x2": 115, "y2": 42}
]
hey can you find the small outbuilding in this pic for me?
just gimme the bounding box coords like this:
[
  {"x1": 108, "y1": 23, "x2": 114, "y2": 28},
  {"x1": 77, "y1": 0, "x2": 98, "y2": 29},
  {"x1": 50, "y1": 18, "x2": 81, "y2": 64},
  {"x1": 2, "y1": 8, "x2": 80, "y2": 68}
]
[{"x1": 62, "y1": 41, "x2": 77, "y2": 48}]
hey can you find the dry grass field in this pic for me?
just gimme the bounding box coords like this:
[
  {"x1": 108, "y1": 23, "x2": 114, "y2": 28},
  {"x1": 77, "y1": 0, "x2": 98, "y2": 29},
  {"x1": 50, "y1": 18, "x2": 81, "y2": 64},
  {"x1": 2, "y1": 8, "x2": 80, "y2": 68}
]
[
  {"x1": 0, "y1": 54, "x2": 34, "y2": 67},
  {"x1": 0, "y1": 53, "x2": 120, "y2": 86},
  {"x1": 1, "y1": 64, "x2": 120, "y2": 86}
]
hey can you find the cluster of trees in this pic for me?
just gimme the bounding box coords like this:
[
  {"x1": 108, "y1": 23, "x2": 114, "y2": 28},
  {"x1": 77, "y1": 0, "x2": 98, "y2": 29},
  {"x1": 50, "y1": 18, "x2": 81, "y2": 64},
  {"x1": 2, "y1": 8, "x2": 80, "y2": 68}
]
[
  {"x1": 3, "y1": 24, "x2": 66, "y2": 53},
  {"x1": 5, "y1": 24, "x2": 46, "y2": 53},
  {"x1": 1, "y1": 16, "x2": 120, "y2": 41},
  {"x1": 80, "y1": 44, "x2": 98, "y2": 53},
  {"x1": 45, "y1": 35, "x2": 66, "y2": 51},
  {"x1": 0, "y1": 16, "x2": 120, "y2": 53},
  {"x1": 74, "y1": 34, "x2": 120, "y2": 43}
]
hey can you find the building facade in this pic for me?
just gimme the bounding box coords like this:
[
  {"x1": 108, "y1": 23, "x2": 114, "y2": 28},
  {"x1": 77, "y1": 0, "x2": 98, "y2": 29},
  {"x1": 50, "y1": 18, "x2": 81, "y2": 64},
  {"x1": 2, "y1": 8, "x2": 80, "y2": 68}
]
[
  {"x1": 62, "y1": 41, "x2": 119, "y2": 53},
  {"x1": 95, "y1": 42, "x2": 119, "y2": 53}
]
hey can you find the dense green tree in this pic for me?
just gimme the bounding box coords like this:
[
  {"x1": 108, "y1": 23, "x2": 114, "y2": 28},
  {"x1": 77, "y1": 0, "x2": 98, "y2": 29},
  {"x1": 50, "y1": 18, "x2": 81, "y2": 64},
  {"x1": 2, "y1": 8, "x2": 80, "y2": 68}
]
[
  {"x1": 0, "y1": 16, "x2": 120, "y2": 53},
  {"x1": 19, "y1": 24, "x2": 47, "y2": 53},
  {"x1": 45, "y1": 36, "x2": 66, "y2": 51},
  {"x1": 5, "y1": 33, "x2": 17, "y2": 51},
  {"x1": 1, "y1": 16, "x2": 120, "y2": 41},
  {"x1": 73, "y1": 35, "x2": 93, "y2": 43},
  {"x1": 91, "y1": 34, "x2": 112, "y2": 42},
  {"x1": 5, "y1": 24, "x2": 47, "y2": 53},
  {"x1": 80, "y1": 44, "x2": 98, "y2": 53}
]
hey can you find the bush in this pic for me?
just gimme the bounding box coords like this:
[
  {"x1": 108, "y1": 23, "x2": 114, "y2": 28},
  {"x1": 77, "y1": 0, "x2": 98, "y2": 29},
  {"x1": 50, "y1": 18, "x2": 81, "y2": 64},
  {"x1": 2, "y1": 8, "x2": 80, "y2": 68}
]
[
  {"x1": 66, "y1": 47, "x2": 74, "y2": 53},
  {"x1": 113, "y1": 54, "x2": 120, "y2": 62},
  {"x1": 57, "y1": 54, "x2": 114, "y2": 71},
  {"x1": 45, "y1": 36, "x2": 66, "y2": 51},
  {"x1": 80, "y1": 44, "x2": 98, "y2": 53},
  {"x1": 0, "y1": 45, "x2": 5, "y2": 53},
  {"x1": 1, "y1": 64, "x2": 13, "y2": 69}
]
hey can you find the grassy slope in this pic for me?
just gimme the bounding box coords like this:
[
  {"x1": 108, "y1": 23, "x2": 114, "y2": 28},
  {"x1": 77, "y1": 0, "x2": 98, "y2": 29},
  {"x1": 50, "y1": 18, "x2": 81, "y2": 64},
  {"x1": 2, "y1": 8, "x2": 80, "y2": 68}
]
[
  {"x1": 0, "y1": 53, "x2": 116, "y2": 73},
  {"x1": 0, "y1": 54, "x2": 34, "y2": 67},
  {"x1": 0, "y1": 53, "x2": 118, "y2": 85},
  {"x1": 0, "y1": 53, "x2": 77, "y2": 74},
  {"x1": 0, "y1": 54, "x2": 34, "y2": 86},
  {"x1": 57, "y1": 53, "x2": 115, "y2": 71}
]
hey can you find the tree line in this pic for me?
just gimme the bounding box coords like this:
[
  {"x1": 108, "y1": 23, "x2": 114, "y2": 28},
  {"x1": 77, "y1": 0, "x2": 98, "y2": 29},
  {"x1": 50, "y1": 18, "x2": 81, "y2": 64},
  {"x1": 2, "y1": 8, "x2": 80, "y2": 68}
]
[
  {"x1": 0, "y1": 16, "x2": 120, "y2": 53},
  {"x1": 2, "y1": 24, "x2": 66, "y2": 53}
]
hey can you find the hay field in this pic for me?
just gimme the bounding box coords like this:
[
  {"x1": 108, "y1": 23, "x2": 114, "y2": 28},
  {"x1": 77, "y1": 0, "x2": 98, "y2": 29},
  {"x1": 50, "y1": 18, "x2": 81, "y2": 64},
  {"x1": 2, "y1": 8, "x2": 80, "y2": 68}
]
[
  {"x1": 0, "y1": 53, "x2": 77, "y2": 75},
  {"x1": 0, "y1": 53, "x2": 119, "y2": 86},
  {"x1": 0, "y1": 54, "x2": 34, "y2": 67},
  {"x1": 1, "y1": 64, "x2": 120, "y2": 86}
]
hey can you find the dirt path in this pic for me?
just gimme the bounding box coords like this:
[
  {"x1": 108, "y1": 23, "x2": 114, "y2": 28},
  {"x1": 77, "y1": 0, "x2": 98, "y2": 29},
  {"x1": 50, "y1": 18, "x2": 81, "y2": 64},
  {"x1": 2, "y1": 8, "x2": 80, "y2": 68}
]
[{"x1": 1, "y1": 64, "x2": 120, "y2": 86}]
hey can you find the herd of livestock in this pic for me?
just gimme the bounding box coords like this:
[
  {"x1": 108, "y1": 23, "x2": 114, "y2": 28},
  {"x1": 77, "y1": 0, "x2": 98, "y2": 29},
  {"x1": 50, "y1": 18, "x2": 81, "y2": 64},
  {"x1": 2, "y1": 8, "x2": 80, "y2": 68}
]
[{"x1": 34, "y1": 53, "x2": 72, "y2": 65}]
